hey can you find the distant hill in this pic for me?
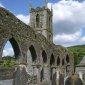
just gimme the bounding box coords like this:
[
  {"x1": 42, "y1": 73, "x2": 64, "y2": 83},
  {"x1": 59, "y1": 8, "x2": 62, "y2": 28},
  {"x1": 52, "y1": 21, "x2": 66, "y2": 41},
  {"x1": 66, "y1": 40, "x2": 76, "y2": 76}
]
[{"x1": 67, "y1": 45, "x2": 85, "y2": 65}]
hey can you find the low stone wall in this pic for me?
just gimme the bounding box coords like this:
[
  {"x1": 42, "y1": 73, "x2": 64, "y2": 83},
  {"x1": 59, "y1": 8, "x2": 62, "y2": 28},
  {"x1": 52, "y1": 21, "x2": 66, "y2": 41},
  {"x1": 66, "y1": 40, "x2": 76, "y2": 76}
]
[{"x1": 0, "y1": 68, "x2": 15, "y2": 80}]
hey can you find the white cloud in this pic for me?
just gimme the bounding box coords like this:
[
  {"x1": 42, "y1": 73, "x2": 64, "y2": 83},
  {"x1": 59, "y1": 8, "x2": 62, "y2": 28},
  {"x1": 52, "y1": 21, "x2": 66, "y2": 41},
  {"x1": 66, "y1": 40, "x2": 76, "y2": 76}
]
[
  {"x1": 2, "y1": 48, "x2": 14, "y2": 57},
  {"x1": 47, "y1": 0, "x2": 85, "y2": 46},
  {"x1": 0, "y1": 3, "x2": 5, "y2": 8},
  {"x1": 53, "y1": 31, "x2": 81, "y2": 43},
  {"x1": 81, "y1": 37, "x2": 85, "y2": 42},
  {"x1": 16, "y1": 14, "x2": 30, "y2": 25},
  {"x1": 48, "y1": 0, "x2": 85, "y2": 35},
  {"x1": 1, "y1": 1, "x2": 85, "y2": 47},
  {"x1": 53, "y1": 30, "x2": 85, "y2": 47}
]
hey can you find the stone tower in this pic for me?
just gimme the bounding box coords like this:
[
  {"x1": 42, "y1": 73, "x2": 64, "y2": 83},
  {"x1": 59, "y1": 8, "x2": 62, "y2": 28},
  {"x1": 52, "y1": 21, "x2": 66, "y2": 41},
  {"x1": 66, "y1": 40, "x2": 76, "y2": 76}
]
[{"x1": 29, "y1": 1, "x2": 53, "y2": 42}]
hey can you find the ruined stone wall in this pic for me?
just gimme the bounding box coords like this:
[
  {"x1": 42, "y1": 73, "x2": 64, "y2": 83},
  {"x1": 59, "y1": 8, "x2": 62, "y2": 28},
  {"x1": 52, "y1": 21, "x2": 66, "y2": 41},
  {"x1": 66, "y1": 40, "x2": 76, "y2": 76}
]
[
  {"x1": 0, "y1": 7, "x2": 74, "y2": 85},
  {"x1": 0, "y1": 68, "x2": 14, "y2": 80}
]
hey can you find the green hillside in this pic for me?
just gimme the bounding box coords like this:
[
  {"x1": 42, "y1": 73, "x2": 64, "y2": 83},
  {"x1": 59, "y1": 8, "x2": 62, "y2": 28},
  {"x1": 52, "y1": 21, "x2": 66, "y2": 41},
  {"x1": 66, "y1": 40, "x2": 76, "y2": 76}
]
[{"x1": 67, "y1": 45, "x2": 85, "y2": 65}]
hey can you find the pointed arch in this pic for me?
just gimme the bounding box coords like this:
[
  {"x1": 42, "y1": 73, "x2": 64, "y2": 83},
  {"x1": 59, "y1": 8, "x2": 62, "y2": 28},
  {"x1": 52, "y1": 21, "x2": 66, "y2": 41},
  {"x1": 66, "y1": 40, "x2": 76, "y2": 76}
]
[
  {"x1": 29, "y1": 45, "x2": 37, "y2": 62},
  {"x1": 36, "y1": 14, "x2": 40, "y2": 28},
  {"x1": 50, "y1": 54, "x2": 55, "y2": 65},
  {"x1": 8, "y1": 37, "x2": 20, "y2": 59},
  {"x1": 42, "y1": 50, "x2": 47, "y2": 63},
  {"x1": 50, "y1": 54, "x2": 55, "y2": 80},
  {"x1": 66, "y1": 54, "x2": 69, "y2": 63},
  {"x1": 57, "y1": 56, "x2": 60, "y2": 66}
]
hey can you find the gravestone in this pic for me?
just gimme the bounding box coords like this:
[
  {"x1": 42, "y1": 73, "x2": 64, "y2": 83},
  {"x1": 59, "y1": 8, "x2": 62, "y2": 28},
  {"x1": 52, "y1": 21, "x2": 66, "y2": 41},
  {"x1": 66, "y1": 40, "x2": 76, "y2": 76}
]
[{"x1": 65, "y1": 74, "x2": 83, "y2": 85}]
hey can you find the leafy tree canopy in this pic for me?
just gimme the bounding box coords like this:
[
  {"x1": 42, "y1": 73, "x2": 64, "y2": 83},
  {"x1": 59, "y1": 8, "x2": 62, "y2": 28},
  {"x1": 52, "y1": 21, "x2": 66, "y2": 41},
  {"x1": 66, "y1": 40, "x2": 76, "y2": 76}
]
[{"x1": 67, "y1": 45, "x2": 85, "y2": 65}]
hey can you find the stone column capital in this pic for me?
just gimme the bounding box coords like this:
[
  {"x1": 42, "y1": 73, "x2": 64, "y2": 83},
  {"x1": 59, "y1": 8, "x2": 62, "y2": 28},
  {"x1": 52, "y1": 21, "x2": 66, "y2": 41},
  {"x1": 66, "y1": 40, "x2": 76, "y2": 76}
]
[{"x1": 32, "y1": 64, "x2": 41, "y2": 68}]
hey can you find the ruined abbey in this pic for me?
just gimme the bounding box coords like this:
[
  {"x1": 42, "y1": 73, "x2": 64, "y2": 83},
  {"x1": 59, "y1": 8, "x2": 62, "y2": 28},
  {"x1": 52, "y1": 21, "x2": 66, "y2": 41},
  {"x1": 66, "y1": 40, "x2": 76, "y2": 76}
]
[{"x1": 0, "y1": 1, "x2": 78, "y2": 85}]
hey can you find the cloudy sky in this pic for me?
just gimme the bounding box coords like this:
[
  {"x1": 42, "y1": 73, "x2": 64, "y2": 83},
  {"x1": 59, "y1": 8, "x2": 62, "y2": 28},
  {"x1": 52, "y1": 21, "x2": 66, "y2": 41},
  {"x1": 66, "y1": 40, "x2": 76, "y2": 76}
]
[{"x1": 0, "y1": 0, "x2": 85, "y2": 56}]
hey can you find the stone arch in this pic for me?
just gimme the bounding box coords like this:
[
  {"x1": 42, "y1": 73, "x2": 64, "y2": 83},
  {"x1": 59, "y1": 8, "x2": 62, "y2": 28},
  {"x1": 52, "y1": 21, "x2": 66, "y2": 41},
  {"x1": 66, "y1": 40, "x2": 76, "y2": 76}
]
[
  {"x1": 26, "y1": 44, "x2": 38, "y2": 75},
  {"x1": 66, "y1": 54, "x2": 69, "y2": 64},
  {"x1": 42, "y1": 50, "x2": 47, "y2": 63},
  {"x1": 36, "y1": 14, "x2": 40, "y2": 28},
  {"x1": 9, "y1": 37, "x2": 20, "y2": 59},
  {"x1": 29, "y1": 45, "x2": 37, "y2": 62},
  {"x1": 50, "y1": 54, "x2": 55, "y2": 66},
  {"x1": 1, "y1": 37, "x2": 21, "y2": 59},
  {"x1": 40, "y1": 50, "x2": 48, "y2": 81},
  {"x1": 0, "y1": 36, "x2": 22, "y2": 85},
  {"x1": 50, "y1": 54, "x2": 55, "y2": 80},
  {"x1": 57, "y1": 56, "x2": 60, "y2": 66}
]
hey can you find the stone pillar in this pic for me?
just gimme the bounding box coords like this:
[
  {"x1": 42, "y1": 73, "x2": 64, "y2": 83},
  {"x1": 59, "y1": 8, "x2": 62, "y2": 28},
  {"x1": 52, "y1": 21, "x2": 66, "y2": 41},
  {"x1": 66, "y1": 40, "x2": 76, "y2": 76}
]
[
  {"x1": 56, "y1": 67, "x2": 65, "y2": 85},
  {"x1": 61, "y1": 67, "x2": 67, "y2": 85},
  {"x1": 51, "y1": 66, "x2": 56, "y2": 80},
  {"x1": 32, "y1": 65, "x2": 41, "y2": 83},
  {"x1": 56, "y1": 68, "x2": 59, "y2": 85},
  {"x1": 43, "y1": 65, "x2": 50, "y2": 81},
  {"x1": 13, "y1": 64, "x2": 28, "y2": 85},
  {"x1": 56, "y1": 67, "x2": 61, "y2": 85},
  {"x1": 51, "y1": 66, "x2": 56, "y2": 85}
]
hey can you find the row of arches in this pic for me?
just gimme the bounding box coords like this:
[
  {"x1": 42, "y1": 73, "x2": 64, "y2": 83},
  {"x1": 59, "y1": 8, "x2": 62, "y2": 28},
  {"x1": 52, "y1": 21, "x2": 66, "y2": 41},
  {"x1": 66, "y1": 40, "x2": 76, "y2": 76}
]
[
  {"x1": 29, "y1": 46, "x2": 70, "y2": 66},
  {"x1": 1, "y1": 30, "x2": 71, "y2": 84},
  {"x1": 2, "y1": 38, "x2": 70, "y2": 67}
]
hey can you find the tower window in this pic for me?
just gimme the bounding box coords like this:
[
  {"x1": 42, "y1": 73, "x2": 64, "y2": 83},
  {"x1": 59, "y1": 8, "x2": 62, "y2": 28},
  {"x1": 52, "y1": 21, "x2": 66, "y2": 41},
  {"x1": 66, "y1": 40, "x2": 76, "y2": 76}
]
[{"x1": 36, "y1": 14, "x2": 40, "y2": 28}]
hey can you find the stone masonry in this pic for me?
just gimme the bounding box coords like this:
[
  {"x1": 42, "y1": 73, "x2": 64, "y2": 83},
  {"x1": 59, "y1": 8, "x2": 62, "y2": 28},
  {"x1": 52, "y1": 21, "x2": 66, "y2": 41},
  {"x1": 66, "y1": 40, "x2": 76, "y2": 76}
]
[{"x1": 0, "y1": 3, "x2": 74, "y2": 85}]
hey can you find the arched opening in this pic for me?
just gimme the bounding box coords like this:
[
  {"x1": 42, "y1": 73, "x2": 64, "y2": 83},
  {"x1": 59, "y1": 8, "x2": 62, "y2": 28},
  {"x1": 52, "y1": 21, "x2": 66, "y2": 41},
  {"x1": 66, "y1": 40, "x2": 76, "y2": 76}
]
[
  {"x1": 2, "y1": 41, "x2": 14, "y2": 57},
  {"x1": 29, "y1": 45, "x2": 37, "y2": 62},
  {"x1": 40, "y1": 50, "x2": 47, "y2": 81},
  {"x1": 0, "y1": 37, "x2": 20, "y2": 85},
  {"x1": 42, "y1": 50, "x2": 47, "y2": 63},
  {"x1": 50, "y1": 54, "x2": 55, "y2": 80},
  {"x1": 57, "y1": 56, "x2": 60, "y2": 66},
  {"x1": 36, "y1": 14, "x2": 40, "y2": 28},
  {"x1": 62, "y1": 59, "x2": 65, "y2": 66},
  {"x1": 2, "y1": 37, "x2": 20, "y2": 58},
  {"x1": 66, "y1": 55, "x2": 69, "y2": 64},
  {"x1": 9, "y1": 37, "x2": 20, "y2": 59},
  {"x1": 1, "y1": 37, "x2": 20, "y2": 65},
  {"x1": 1, "y1": 40, "x2": 15, "y2": 68},
  {"x1": 50, "y1": 54, "x2": 55, "y2": 65},
  {"x1": 26, "y1": 45, "x2": 37, "y2": 76}
]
